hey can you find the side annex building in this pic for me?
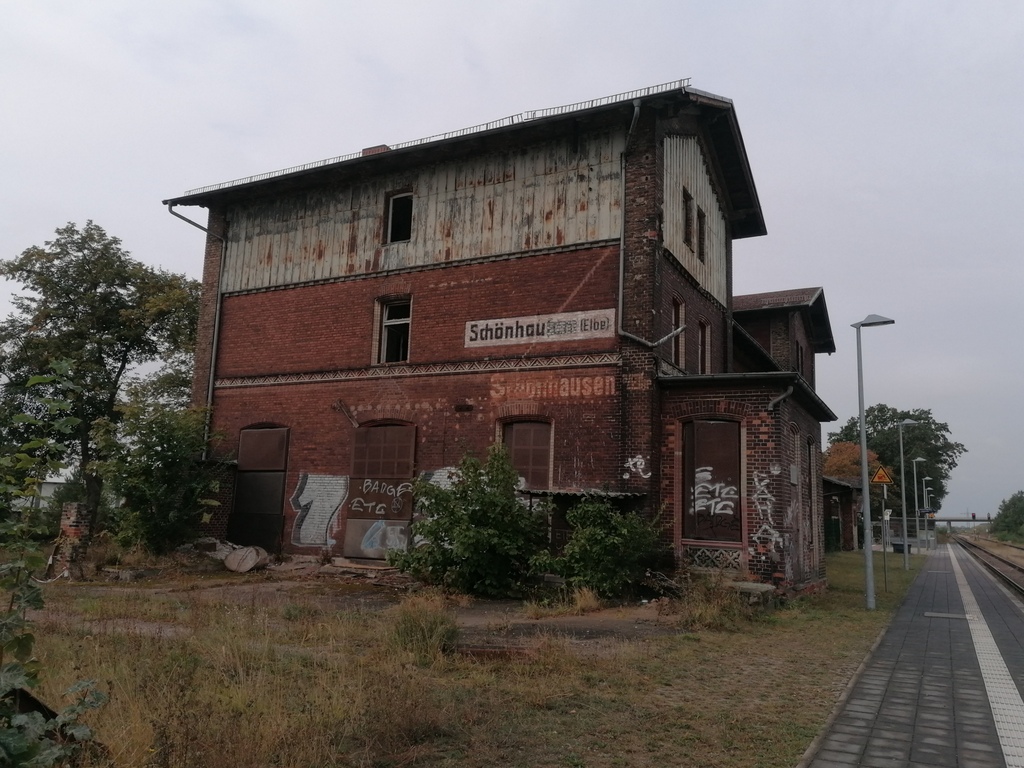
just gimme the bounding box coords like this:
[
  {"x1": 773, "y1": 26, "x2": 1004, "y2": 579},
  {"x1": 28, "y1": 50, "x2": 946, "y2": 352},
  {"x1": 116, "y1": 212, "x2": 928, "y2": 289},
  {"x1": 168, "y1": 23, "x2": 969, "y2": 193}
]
[{"x1": 165, "y1": 80, "x2": 837, "y2": 589}]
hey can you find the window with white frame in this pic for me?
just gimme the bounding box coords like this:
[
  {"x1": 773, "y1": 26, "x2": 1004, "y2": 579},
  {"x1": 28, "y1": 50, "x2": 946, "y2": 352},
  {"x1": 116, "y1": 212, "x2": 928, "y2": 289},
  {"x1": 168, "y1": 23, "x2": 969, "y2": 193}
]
[{"x1": 378, "y1": 298, "x2": 411, "y2": 364}]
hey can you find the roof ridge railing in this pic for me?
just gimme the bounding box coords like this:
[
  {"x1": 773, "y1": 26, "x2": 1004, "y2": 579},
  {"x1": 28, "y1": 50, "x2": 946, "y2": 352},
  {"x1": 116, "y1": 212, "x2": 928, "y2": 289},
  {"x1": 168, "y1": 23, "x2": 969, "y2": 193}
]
[{"x1": 182, "y1": 78, "x2": 694, "y2": 197}]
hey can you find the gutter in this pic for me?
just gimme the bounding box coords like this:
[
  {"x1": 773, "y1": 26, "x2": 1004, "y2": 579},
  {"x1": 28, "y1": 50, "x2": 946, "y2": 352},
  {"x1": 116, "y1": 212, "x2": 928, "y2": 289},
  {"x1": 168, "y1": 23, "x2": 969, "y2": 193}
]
[{"x1": 164, "y1": 203, "x2": 225, "y2": 456}]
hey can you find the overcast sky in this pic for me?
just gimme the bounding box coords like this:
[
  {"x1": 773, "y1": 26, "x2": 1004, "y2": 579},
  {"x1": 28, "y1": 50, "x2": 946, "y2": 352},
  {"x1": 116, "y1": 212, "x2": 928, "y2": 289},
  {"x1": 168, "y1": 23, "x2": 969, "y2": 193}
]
[{"x1": 2, "y1": 1, "x2": 1021, "y2": 520}]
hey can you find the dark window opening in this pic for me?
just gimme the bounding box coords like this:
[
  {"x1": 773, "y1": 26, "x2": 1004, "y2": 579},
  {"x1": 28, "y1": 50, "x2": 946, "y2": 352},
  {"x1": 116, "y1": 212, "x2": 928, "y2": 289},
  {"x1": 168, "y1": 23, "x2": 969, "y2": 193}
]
[
  {"x1": 387, "y1": 194, "x2": 413, "y2": 243},
  {"x1": 672, "y1": 299, "x2": 684, "y2": 367},
  {"x1": 503, "y1": 421, "x2": 551, "y2": 490},
  {"x1": 379, "y1": 299, "x2": 411, "y2": 363},
  {"x1": 697, "y1": 320, "x2": 709, "y2": 374},
  {"x1": 696, "y1": 206, "x2": 707, "y2": 263},
  {"x1": 683, "y1": 188, "x2": 694, "y2": 248}
]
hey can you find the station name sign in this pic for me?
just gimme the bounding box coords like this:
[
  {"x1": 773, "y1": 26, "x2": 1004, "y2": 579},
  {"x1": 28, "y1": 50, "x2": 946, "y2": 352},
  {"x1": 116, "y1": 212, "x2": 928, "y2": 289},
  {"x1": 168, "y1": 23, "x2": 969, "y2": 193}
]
[{"x1": 465, "y1": 309, "x2": 615, "y2": 348}]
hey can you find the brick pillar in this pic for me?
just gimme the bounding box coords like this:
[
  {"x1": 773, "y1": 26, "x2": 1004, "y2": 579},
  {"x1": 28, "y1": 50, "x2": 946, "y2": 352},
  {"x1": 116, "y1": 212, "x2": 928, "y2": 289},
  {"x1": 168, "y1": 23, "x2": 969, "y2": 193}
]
[{"x1": 48, "y1": 502, "x2": 91, "y2": 580}]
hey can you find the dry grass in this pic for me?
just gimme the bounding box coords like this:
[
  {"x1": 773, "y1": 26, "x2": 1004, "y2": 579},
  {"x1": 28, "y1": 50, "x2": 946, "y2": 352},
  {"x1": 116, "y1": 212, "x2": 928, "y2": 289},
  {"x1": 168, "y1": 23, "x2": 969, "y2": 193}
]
[
  {"x1": 523, "y1": 586, "x2": 603, "y2": 619},
  {"x1": 24, "y1": 550, "x2": 925, "y2": 768}
]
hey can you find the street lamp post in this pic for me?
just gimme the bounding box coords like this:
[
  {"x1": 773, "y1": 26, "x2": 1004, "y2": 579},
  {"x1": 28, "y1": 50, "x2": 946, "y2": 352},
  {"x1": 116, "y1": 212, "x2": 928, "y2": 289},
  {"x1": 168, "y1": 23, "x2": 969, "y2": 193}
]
[
  {"x1": 854, "y1": 314, "x2": 894, "y2": 610},
  {"x1": 898, "y1": 419, "x2": 918, "y2": 569}
]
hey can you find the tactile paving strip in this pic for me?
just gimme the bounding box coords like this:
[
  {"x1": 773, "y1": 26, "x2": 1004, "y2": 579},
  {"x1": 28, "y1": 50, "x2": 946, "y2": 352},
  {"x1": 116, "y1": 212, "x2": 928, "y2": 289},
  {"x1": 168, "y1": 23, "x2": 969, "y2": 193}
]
[{"x1": 950, "y1": 545, "x2": 1024, "y2": 766}]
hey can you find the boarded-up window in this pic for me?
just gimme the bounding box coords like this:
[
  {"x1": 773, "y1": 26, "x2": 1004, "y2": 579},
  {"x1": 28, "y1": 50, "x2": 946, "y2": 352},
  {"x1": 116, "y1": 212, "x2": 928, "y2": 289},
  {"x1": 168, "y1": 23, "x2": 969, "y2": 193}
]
[
  {"x1": 682, "y1": 420, "x2": 741, "y2": 542},
  {"x1": 503, "y1": 421, "x2": 551, "y2": 490},
  {"x1": 353, "y1": 424, "x2": 416, "y2": 478}
]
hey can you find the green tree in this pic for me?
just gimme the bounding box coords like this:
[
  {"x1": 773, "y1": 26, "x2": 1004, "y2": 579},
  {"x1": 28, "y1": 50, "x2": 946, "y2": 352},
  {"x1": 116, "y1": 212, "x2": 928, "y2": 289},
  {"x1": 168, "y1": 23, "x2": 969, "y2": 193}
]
[
  {"x1": 96, "y1": 384, "x2": 218, "y2": 554},
  {"x1": 828, "y1": 405, "x2": 966, "y2": 511},
  {"x1": 0, "y1": 367, "x2": 106, "y2": 766},
  {"x1": 0, "y1": 222, "x2": 200, "y2": 532},
  {"x1": 990, "y1": 491, "x2": 1024, "y2": 538},
  {"x1": 390, "y1": 446, "x2": 547, "y2": 597}
]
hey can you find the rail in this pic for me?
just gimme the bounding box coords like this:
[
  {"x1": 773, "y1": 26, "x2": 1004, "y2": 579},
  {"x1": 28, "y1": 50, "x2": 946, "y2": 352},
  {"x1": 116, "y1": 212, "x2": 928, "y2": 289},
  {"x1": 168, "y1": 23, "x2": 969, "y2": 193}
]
[{"x1": 952, "y1": 534, "x2": 1024, "y2": 600}]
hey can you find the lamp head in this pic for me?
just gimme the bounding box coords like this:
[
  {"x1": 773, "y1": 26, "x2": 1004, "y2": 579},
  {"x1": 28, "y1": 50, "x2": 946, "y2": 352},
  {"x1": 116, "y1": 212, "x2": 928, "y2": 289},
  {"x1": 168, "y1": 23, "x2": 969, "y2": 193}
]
[
  {"x1": 924, "y1": 476, "x2": 933, "y2": 482},
  {"x1": 852, "y1": 314, "x2": 895, "y2": 329},
  {"x1": 900, "y1": 419, "x2": 918, "y2": 428},
  {"x1": 912, "y1": 456, "x2": 926, "y2": 463}
]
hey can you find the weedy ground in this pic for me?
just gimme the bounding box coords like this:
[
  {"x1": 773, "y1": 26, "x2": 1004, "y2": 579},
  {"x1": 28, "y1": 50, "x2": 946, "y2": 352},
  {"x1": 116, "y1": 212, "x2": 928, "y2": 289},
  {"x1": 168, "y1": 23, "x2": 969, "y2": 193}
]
[{"x1": 22, "y1": 549, "x2": 924, "y2": 768}]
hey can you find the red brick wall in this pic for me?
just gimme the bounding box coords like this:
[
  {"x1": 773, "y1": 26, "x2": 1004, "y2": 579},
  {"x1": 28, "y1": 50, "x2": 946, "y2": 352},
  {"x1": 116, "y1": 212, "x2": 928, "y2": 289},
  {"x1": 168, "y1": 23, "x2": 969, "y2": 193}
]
[
  {"x1": 215, "y1": 245, "x2": 620, "y2": 378},
  {"x1": 660, "y1": 383, "x2": 826, "y2": 588},
  {"x1": 209, "y1": 365, "x2": 623, "y2": 555}
]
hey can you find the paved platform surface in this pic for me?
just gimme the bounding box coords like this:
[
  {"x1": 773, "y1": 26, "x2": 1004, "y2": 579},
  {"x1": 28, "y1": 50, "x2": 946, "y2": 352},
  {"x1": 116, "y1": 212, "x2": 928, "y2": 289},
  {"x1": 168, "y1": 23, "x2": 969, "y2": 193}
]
[{"x1": 802, "y1": 543, "x2": 1024, "y2": 768}]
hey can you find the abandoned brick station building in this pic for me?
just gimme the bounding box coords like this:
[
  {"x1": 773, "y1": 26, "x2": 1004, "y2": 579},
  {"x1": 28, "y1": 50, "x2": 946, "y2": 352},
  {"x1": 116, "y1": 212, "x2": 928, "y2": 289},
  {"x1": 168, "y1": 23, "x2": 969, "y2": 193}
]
[{"x1": 165, "y1": 80, "x2": 837, "y2": 588}]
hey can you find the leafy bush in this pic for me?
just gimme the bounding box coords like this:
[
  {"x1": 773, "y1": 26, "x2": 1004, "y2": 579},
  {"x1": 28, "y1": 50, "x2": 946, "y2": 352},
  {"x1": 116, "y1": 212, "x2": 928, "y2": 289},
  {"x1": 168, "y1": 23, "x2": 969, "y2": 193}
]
[
  {"x1": 97, "y1": 397, "x2": 219, "y2": 554},
  {"x1": 540, "y1": 498, "x2": 667, "y2": 598},
  {"x1": 389, "y1": 446, "x2": 547, "y2": 597}
]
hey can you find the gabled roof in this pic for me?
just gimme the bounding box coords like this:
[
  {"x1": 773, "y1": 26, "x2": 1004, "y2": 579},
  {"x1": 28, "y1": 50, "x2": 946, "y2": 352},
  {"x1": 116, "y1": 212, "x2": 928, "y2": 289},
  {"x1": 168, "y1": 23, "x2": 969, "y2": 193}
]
[
  {"x1": 163, "y1": 80, "x2": 766, "y2": 238},
  {"x1": 733, "y1": 287, "x2": 836, "y2": 354}
]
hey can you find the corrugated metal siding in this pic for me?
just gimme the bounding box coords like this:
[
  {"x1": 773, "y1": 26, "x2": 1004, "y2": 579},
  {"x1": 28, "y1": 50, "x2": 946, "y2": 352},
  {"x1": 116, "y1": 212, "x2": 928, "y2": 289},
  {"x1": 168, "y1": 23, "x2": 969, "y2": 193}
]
[
  {"x1": 662, "y1": 136, "x2": 728, "y2": 305},
  {"x1": 220, "y1": 131, "x2": 625, "y2": 293}
]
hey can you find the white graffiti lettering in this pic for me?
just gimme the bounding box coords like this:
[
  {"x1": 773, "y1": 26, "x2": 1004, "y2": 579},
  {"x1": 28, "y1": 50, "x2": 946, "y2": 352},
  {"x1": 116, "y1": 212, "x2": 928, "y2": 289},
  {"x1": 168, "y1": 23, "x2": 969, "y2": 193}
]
[
  {"x1": 624, "y1": 455, "x2": 652, "y2": 479},
  {"x1": 692, "y1": 466, "x2": 737, "y2": 515},
  {"x1": 360, "y1": 479, "x2": 413, "y2": 498}
]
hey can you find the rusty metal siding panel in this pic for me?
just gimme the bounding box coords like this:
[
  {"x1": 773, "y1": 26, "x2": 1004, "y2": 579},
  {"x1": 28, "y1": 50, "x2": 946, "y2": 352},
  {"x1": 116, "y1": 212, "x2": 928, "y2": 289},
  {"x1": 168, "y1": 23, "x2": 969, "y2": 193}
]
[
  {"x1": 219, "y1": 131, "x2": 624, "y2": 293},
  {"x1": 662, "y1": 136, "x2": 728, "y2": 306}
]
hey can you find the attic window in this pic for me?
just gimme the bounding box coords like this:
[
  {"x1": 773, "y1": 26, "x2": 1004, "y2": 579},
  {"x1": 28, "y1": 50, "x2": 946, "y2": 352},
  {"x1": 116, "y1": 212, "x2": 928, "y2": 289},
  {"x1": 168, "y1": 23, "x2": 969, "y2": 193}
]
[
  {"x1": 387, "y1": 194, "x2": 413, "y2": 243},
  {"x1": 683, "y1": 188, "x2": 694, "y2": 248},
  {"x1": 696, "y1": 207, "x2": 707, "y2": 263}
]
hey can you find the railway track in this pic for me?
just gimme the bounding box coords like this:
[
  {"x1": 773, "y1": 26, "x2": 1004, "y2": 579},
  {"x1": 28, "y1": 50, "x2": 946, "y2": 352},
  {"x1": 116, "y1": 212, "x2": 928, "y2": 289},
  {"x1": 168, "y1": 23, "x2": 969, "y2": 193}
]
[{"x1": 953, "y1": 534, "x2": 1024, "y2": 599}]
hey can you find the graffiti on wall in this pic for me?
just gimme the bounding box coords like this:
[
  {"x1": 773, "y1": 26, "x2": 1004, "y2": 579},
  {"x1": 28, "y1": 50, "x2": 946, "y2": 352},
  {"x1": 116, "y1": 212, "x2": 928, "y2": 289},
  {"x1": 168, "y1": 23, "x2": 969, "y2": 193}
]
[
  {"x1": 693, "y1": 466, "x2": 737, "y2": 515},
  {"x1": 290, "y1": 474, "x2": 349, "y2": 547},
  {"x1": 689, "y1": 465, "x2": 741, "y2": 540},
  {"x1": 348, "y1": 479, "x2": 415, "y2": 519},
  {"x1": 289, "y1": 468, "x2": 461, "y2": 556},
  {"x1": 748, "y1": 468, "x2": 791, "y2": 580},
  {"x1": 623, "y1": 455, "x2": 652, "y2": 479}
]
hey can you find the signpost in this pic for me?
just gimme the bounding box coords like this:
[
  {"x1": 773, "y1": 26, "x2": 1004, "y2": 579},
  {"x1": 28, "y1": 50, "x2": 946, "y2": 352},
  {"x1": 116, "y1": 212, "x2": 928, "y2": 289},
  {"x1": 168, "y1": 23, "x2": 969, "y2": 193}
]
[{"x1": 871, "y1": 467, "x2": 895, "y2": 593}]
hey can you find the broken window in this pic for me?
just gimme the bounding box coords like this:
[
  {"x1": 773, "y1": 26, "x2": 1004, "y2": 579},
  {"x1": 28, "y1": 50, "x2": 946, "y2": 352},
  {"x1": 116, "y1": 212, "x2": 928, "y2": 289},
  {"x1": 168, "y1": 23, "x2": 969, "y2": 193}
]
[{"x1": 386, "y1": 193, "x2": 413, "y2": 243}]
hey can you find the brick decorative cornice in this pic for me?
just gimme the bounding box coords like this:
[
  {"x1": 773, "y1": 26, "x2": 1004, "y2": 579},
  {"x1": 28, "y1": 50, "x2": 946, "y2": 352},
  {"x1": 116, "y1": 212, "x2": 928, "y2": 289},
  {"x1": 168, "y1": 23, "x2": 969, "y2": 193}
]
[
  {"x1": 215, "y1": 353, "x2": 622, "y2": 389},
  {"x1": 664, "y1": 399, "x2": 750, "y2": 421}
]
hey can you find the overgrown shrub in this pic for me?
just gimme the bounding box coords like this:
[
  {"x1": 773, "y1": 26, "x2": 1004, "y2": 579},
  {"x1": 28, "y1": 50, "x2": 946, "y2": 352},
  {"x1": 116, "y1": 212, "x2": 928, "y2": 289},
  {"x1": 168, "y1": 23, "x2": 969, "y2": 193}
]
[
  {"x1": 96, "y1": 397, "x2": 219, "y2": 554},
  {"x1": 540, "y1": 498, "x2": 668, "y2": 598},
  {"x1": 659, "y1": 572, "x2": 759, "y2": 631},
  {"x1": 389, "y1": 446, "x2": 547, "y2": 597}
]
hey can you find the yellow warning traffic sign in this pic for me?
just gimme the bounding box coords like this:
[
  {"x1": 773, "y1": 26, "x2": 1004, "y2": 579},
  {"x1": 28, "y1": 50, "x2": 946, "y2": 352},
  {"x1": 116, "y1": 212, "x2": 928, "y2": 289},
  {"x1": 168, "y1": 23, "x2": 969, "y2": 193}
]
[{"x1": 870, "y1": 466, "x2": 895, "y2": 484}]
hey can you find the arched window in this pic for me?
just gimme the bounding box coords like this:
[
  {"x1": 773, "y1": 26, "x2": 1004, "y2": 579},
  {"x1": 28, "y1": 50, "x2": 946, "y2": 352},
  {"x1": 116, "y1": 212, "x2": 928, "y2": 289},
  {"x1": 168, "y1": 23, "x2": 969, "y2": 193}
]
[
  {"x1": 352, "y1": 423, "x2": 416, "y2": 478},
  {"x1": 681, "y1": 419, "x2": 741, "y2": 542},
  {"x1": 502, "y1": 421, "x2": 552, "y2": 490}
]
